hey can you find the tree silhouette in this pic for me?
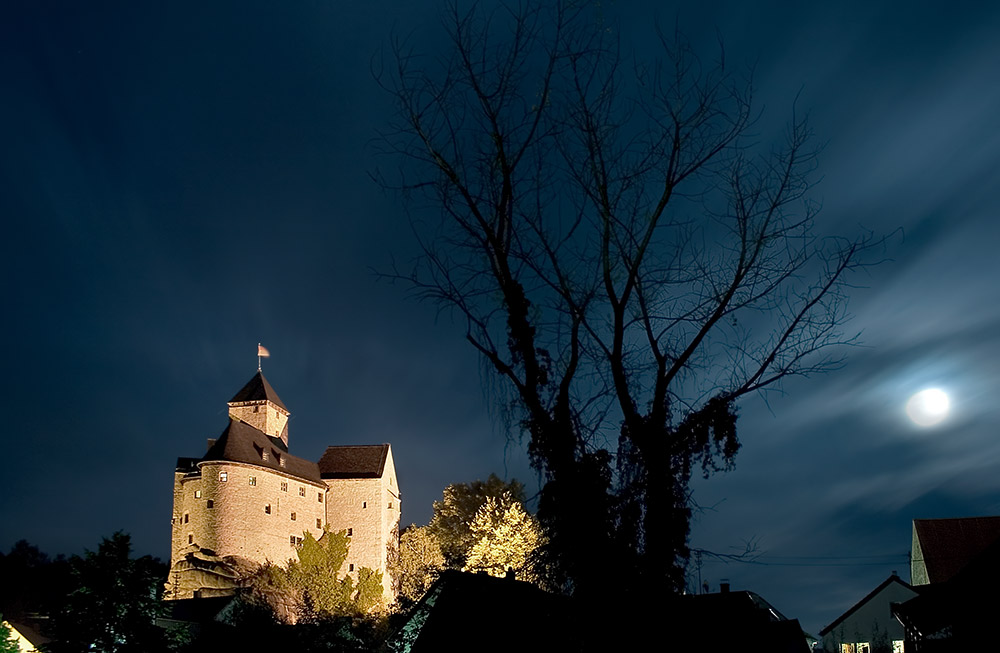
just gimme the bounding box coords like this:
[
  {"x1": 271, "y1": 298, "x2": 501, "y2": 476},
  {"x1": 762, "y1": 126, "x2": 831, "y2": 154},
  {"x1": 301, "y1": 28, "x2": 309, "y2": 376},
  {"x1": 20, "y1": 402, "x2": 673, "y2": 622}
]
[
  {"x1": 46, "y1": 532, "x2": 168, "y2": 653},
  {"x1": 377, "y1": 0, "x2": 880, "y2": 601}
]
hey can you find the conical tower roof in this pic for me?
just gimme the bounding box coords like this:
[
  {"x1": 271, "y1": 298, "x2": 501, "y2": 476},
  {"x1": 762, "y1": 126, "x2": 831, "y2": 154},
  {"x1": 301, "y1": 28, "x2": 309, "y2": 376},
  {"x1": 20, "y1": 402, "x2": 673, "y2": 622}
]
[{"x1": 228, "y1": 371, "x2": 288, "y2": 411}]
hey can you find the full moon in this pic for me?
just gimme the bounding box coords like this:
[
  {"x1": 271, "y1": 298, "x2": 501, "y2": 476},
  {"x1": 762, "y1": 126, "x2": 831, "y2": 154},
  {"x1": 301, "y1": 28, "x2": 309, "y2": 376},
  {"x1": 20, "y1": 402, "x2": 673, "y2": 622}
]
[{"x1": 906, "y1": 388, "x2": 950, "y2": 427}]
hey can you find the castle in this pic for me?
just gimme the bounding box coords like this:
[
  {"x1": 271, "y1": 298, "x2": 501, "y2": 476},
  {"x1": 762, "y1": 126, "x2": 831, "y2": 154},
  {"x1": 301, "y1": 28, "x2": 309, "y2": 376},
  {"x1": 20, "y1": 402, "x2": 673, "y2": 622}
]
[{"x1": 165, "y1": 370, "x2": 400, "y2": 605}]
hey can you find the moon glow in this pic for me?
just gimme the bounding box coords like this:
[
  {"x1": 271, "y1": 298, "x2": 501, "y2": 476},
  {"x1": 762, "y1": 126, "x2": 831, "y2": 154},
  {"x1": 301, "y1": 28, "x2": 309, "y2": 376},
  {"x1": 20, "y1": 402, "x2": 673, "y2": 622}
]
[{"x1": 906, "y1": 388, "x2": 950, "y2": 427}]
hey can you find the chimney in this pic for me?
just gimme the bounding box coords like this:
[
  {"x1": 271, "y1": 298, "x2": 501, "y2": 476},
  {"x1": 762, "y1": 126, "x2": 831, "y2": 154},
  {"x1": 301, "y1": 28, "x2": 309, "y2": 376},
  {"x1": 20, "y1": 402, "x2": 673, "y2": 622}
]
[
  {"x1": 720, "y1": 579, "x2": 730, "y2": 593},
  {"x1": 892, "y1": 570, "x2": 898, "y2": 577},
  {"x1": 206, "y1": 438, "x2": 217, "y2": 452}
]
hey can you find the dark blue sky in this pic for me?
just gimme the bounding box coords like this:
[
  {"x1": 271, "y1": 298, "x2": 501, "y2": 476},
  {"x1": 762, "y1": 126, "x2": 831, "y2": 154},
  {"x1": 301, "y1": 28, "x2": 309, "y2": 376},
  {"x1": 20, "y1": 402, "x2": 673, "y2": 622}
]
[{"x1": 3, "y1": 0, "x2": 1000, "y2": 636}]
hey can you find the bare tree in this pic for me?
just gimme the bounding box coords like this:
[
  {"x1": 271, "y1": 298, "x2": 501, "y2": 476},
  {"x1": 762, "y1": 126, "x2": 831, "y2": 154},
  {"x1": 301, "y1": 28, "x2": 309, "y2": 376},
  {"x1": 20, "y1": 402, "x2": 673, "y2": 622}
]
[{"x1": 375, "y1": 1, "x2": 879, "y2": 601}]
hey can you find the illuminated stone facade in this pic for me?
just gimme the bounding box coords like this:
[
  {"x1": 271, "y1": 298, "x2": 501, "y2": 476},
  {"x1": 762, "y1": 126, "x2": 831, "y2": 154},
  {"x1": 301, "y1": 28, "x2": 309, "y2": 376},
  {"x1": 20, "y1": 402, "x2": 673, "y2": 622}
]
[{"x1": 166, "y1": 371, "x2": 400, "y2": 605}]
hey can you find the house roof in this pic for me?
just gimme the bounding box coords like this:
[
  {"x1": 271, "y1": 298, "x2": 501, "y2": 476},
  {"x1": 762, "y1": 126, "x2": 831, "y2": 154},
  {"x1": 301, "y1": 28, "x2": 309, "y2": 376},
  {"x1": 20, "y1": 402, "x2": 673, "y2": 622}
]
[
  {"x1": 5, "y1": 620, "x2": 51, "y2": 648},
  {"x1": 317, "y1": 444, "x2": 389, "y2": 479},
  {"x1": 672, "y1": 590, "x2": 810, "y2": 652},
  {"x1": 893, "y1": 532, "x2": 1000, "y2": 641},
  {"x1": 914, "y1": 516, "x2": 1000, "y2": 584},
  {"x1": 388, "y1": 570, "x2": 576, "y2": 653},
  {"x1": 228, "y1": 371, "x2": 288, "y2": 411},
  {"x1": 160, "y1": 595, "x2": 238, "y2": 624},
  {"x1": 819, "y1": 575, "x2": 916, "y2": 636},
  {"x1": 202, "y1": 419, "x2": 321, "y2": 483}
]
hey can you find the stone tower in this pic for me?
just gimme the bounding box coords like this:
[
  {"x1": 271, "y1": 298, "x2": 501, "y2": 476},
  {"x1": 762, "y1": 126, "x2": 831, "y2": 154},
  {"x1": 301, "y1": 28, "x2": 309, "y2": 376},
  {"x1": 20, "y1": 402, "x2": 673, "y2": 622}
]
[{"x1": 225, "y1": 371, "x2": 290, "y2": 445}]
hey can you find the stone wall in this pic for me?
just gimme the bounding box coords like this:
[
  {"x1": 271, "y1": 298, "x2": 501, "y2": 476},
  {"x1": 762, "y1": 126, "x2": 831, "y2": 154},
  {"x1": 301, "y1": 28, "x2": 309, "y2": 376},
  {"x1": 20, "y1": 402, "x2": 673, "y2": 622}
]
[
  {"x1": 172, "y1": 461, "x2": 326, "y2": 583},
  {"x1": 227, "y1": 400, "x2": 289, "y2": 444}
]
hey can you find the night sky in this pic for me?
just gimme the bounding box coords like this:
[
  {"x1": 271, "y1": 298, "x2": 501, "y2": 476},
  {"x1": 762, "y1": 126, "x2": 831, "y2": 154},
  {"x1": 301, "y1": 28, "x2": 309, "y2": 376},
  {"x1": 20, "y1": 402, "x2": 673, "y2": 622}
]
[{"x1": 4, "y1": 0, "x2": 1000, "y2": 637}]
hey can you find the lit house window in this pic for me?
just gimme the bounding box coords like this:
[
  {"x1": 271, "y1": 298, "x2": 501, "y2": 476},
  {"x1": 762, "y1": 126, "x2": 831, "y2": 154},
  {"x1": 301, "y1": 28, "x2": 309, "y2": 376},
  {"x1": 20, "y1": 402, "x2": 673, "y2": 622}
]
[
  {"x1": 857, "y1": 645, "x2": 870, "y2": 653},
  {"x1": 291, "y1": 512, "x2": 297, "y2": 521},
  {"x1": 249, "y1": 476, "x2": 257, "y2": 486},
  {"x1": 207, "y1": 500, "x2": 214, "y2": 509},
  {"x1": 281, "y1": 482, "x2": 288, "y2": 492},
  {"x1": 265, "y1": 504, "x2": 271, "y2": 514},
  {"x1": 892, "y1": 642, "x2": 904, "y2": 653},
  {"x1": 219, "y1": 471, "x2": 228, "y2": 482},
  {"x1": 194, "y1": 490, "x2": 202, "y2": 498},
  {"x1": 840, "y1": 645, "x2": 856, "y2": 653},
  {"x1": 299, "y1": 487, "x2": 306, "y2": 497}
]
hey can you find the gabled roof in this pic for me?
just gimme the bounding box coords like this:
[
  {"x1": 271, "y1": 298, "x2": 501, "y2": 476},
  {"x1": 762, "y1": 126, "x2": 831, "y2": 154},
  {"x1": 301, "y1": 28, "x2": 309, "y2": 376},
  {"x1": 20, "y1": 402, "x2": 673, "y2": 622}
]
[
  {"x1": 893, "y1": 532, "x2": 1000, "y2": 643},
  {"x1": 318, "y1": 444, "x2": 389, "y2": 479},
  {"x1": 387, "y1": 570, "x2": 576, "y2": 653},
  {"x1": 819, "y1": 575, "x2": 917, "y2": 636},
  {"x1": 914, "y1": 516, "x2": 1000, "y2": 584},
  {"x1": 228, "y1": 371, "x2": 288, "y2": 411},
  {"x1": 202, "y1": 419, "x2": 320, "y2": 483},
  {"x1": 672, "y1": 590, "x2": 810, "y2": 652}
]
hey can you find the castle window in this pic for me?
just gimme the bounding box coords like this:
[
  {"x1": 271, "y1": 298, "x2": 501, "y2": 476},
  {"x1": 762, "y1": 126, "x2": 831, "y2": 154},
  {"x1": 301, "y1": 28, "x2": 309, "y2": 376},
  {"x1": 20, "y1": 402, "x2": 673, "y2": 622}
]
[
  {"x1": 265, "y1": 504, "x2": 271, "y2": 514},
  {"x1": 347, "y1": 528, "x2": 352, "y2": 537},
  {"x1": 290, "y1": 535, "x2": 296, "y2": 545},
  {"x1": 249, "y1": 476, "x2": 257, "y2": 486},
  {"x1": 388, "y1": 502, "x2": 392, "y2": 509},
  {"x1": 349, "y1": 564, "x2": 354, "y2": 572},
  {"x1": 194, "y1": 490, "x2": 202, "y2": 498},
  {"x1": 253, "y1": 405, "x2": 259, "y2": 413},
  {"x1": 184, "y1": 513, "x2": 189, "y2": 524},
  {"x1": 299, "y1": 487, "x2": 306, "y2": 497},
  {"x1": 318, "y1": 492, "x2": 323, "y2": 503},
  {"x1": 316, "y1": 518, "x2": 322, "y2": 529},
  {"x1": 291, "y1": 512, "x2": 297, "y2": 521},
  {"x1": 188, "y1": 535, "x2": 193, "y2": 544},
  {"x1": 281, "y1": 481, "x2": 288, "y2": 492},
  {"x1": 362, "y1": 501, "x2": 367, "y2": 509},
  {"x1": 219, "y1": 471, "x2": 228, "y2": 482},
  {"x1": 207, "y1": 500, "x2": 214, "y2": 509}
]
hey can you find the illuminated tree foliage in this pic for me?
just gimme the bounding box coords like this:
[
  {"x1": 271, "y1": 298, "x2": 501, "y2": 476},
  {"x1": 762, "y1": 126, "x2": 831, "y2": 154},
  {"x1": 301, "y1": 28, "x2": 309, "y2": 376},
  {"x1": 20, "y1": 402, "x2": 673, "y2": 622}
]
[
  {"x1": 0, "y1": 618, "x2": 19, "y2": 653},
  {"x1": 428, "y1": 474, "x2": 526, "y2": 568},
  {"x1": 246, "y1": 529, "x2": 383, "y2": 622},
  {"x1": 463, "y1": 493, "x2": 545, "y2": 582},
  {"x1": 378, "y1": 0, "x2": 881, "y2": 600},
  {"x1": 392, "y1": 526, "x2": 445, "y2": 605}
]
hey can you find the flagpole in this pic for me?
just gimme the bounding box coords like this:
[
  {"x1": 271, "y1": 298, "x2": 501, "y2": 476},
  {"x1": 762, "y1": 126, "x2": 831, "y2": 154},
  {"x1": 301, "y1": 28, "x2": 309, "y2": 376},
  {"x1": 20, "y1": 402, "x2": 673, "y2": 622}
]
[{"x1": 258, "y1": 342, "x2": 262, "y2": 372}]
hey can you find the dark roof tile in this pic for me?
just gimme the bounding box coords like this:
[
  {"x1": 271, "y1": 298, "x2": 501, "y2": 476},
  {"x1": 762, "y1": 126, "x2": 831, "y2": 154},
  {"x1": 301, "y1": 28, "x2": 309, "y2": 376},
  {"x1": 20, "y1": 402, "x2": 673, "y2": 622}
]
[
  {"x1": 914, "y1": 516, "x2": 1000, "y2": 584},
  {"x1": 202, "y1": 419, "x2": 320, "y2": 483},
  {"x1": 318, "y1": 444, "x2": 389, "y2": 478},
  {"x1": 228, "y1": 371, "x2": 288, "y2": 411}
]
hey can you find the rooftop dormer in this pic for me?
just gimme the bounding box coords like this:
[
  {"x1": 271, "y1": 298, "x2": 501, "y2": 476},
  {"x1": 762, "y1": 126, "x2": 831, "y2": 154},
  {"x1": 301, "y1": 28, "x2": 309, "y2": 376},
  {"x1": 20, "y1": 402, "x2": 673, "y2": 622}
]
[{"x1": 227, "y1": 371, "x2": 290, "y2": 447}]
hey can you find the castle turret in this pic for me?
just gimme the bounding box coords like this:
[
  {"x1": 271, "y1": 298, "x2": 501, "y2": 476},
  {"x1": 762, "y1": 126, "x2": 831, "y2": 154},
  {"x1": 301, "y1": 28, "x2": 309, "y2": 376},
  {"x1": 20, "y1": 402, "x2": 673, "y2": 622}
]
[{"x1": 226, "y1": 371, "x2": 290, "y2": 446}]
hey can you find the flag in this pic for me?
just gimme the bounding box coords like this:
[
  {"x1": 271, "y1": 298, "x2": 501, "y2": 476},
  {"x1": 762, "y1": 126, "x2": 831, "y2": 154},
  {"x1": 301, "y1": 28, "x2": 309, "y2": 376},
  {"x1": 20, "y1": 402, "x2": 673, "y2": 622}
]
[{"x1": 258, "y1": 344, "x2": 270, "y2": 358}]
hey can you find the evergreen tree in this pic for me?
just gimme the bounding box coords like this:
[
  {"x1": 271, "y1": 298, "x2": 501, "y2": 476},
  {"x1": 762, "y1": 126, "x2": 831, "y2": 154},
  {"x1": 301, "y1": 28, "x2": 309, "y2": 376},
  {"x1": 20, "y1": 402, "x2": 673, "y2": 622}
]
[{"x1": 46, "y1": 532, "x2": 168, "y2": 653}]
